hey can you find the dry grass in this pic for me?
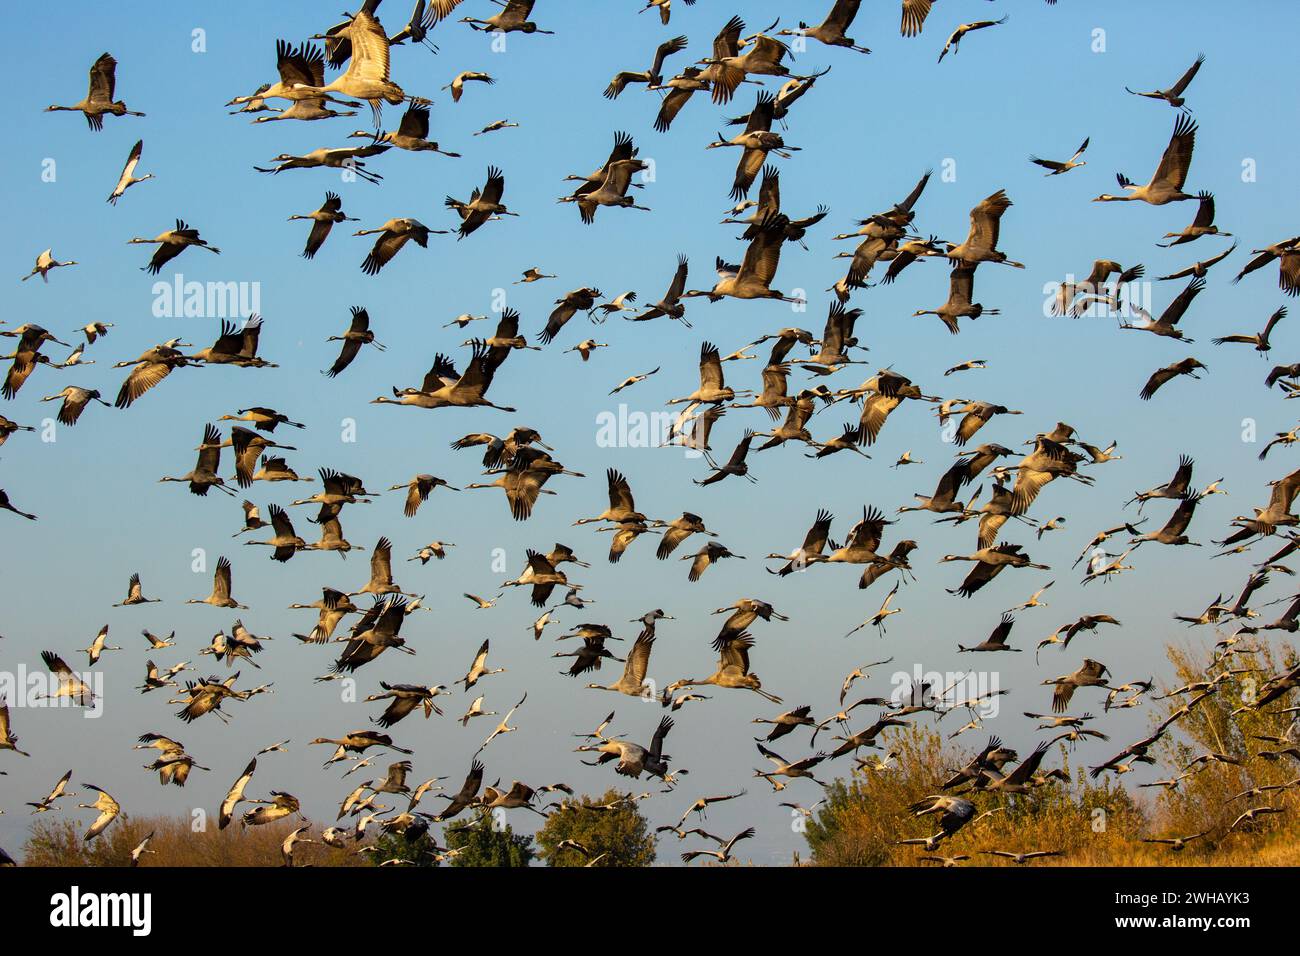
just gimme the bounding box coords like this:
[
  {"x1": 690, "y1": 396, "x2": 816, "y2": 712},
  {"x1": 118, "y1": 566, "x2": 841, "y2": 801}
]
[{"x1": 22, "y1": 815, "x2": 368, "y2": 867}]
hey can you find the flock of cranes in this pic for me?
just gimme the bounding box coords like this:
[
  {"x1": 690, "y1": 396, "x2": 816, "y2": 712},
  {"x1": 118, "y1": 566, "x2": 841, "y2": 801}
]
[{"x1": 2, "y1": 0, "x2": 1300, "y2": 870}]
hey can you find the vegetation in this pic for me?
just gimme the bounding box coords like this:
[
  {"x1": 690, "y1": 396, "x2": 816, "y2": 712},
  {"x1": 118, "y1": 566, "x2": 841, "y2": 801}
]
[
  {"x1": 536, "y1": 789, "x2": 656, "y2": 866},
  {"x1": 23, "y1": 815, "x2": 365, "y2": 867},
  {"x1": 805, "y1": 641, "x2": 1300, "y2": 866},
  {"x1": 1142, "y1": 639, "x2": 1300, "y2": 859},
  {"x1": 365, "y1": 830, "x2": 443, "y2": 867},
  {"x1": 443, "y1": 810, "x2": 535, "y2": 867},
  {"x1": 803, "y1": 724, "x2": 1144, "y2": 866}
]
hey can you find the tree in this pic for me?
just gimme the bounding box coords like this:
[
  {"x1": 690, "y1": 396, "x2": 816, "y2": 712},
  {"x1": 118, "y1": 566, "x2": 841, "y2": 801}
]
[
  {"x1": 443, "y1": 810, "x2": 535, "y2": 867},
  {"x1": 536, "y1": 789, "x2": 656, "y2": 866},
  {"x1": 366, "y1": 830, "x2": 443, "y2": 867}
]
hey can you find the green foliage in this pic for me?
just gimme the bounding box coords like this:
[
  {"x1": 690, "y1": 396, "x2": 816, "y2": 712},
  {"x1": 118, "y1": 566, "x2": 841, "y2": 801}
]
[
  {"x1": 536, "y1": 789, "x2": 657, "y2": 866},
  {"x1": 444, "y1": 811, "x2": 535, "y2": 867},
  {"x1": 366, "y1": 830, "x2": 443, "y2": 867}
]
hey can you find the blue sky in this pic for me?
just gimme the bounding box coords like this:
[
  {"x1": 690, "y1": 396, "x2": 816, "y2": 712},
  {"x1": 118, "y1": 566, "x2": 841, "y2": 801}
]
[{"x1": 1, "y1": 0, "x2": 1297, "y2": 864}]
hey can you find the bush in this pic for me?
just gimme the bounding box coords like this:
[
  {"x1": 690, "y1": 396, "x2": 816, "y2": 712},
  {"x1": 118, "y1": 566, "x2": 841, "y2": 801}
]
[
  {"x1": 805, "y1": 640, "x2": 1300, "y2": 866},
  {"x1": 804, "y1": 724, "x2": 1144, "y2": 866}
]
